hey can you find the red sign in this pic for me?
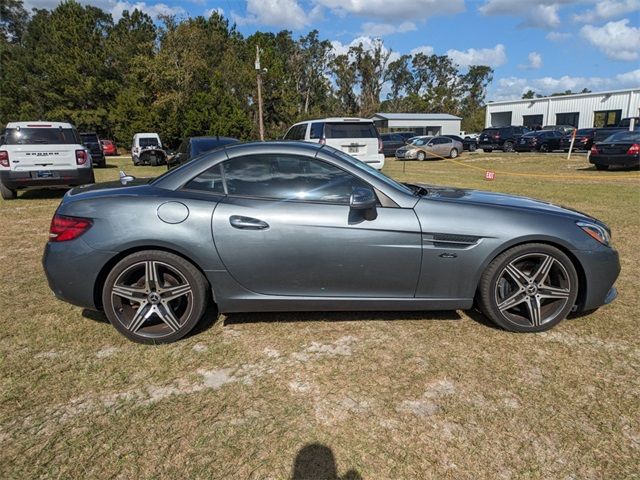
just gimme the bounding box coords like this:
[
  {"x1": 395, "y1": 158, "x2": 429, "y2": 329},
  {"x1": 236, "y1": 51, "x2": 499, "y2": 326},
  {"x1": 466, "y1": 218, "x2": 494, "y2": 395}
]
[{"x1": 485, "y1": 171, "x2": 496, "y2": 181}]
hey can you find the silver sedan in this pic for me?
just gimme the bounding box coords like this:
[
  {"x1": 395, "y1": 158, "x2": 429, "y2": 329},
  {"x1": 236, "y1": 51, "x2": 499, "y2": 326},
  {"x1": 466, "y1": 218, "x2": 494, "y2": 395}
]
[{"x1": 396, "y1": 136, "x2": 463, "y2": 160}]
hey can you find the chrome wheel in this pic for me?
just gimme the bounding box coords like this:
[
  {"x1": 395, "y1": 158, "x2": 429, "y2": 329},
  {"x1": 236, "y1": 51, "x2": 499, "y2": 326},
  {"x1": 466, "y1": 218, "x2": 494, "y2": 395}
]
[
  {"x1": 110, "y1": 260, "x2": 194, "y2": 338},
  {"x1": 494, "y1": 253, "x2": 571, "y2": 328}
]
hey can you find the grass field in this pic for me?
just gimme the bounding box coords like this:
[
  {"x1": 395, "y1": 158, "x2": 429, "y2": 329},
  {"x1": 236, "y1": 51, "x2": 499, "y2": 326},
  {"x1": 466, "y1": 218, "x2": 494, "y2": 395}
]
[{"x1": 1, "y1": 152, "x2": 639, "y2": 479}]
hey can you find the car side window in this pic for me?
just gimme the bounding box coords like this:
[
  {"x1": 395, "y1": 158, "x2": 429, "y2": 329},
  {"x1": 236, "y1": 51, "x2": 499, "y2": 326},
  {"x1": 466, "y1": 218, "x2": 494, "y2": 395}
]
[
  {"x1": 309, "y1": 122, "x2": 324, "y2": 140},
  {"x1": 222, "y1": 154, "x2": 371, "y2": 204},
  {"x1": 183, "y1": 164, "x2": 225, "y2": 194}
]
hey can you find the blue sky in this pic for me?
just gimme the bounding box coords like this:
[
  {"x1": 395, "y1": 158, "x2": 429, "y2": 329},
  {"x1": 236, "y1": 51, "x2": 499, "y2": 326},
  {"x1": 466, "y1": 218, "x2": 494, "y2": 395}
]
[{"x1": 25, "y1": 0, "x2": 640, "y2": 101}]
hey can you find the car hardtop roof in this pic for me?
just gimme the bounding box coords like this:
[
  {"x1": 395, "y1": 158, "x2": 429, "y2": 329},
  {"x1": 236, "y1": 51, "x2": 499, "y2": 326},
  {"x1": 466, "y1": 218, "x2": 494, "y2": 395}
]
[
  {"x1": 5, "y1": 121, "x2": 75, "y2": 129},
  {"x1": 292, "y1": 117, "x2": 375, "y2": 126},
  {"x1": 134, "y1": 132, "x2": 161, "y2": 137}
]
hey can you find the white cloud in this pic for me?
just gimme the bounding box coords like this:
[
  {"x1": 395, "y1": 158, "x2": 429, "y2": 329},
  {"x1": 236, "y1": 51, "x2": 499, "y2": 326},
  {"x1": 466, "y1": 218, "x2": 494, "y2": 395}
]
[
  {"x1": 519, "y1": 51, "x2": 543, "y2": 69},
  {"x1": 479, "y1": 0, "x2": 582, "y2": 29},
  {"x1": 330, "y1": 36, "x2": 401, "y2": 62},
  {"x1": 316, "y1": 0, "x2": 465, "y2": 21},
  {"x1": 546, "y1": 31, "x2": 572, "y2": 40},
  {"x1": 23, "y1": 0, "x2": 185, "y2": 20},
  {"x1": 410, "y1": 45, "x2": 435, "y2": 56},
  {"x1": 205, "y1": 7, "x2": 224, "y2": 18},
  {"x1": 359, "y1": 21, "x2": 416, "y2": 36},
  {"x1": 573, "y1": 0, "x2": 640, "y2": 22},
  {"x1": 446, "y1": 44, "x2": 507, "y2": 68},
  {"x1": 489, "y1": 69, "x2": 640, "y2": 101},
  {"x1": 580, "y1": 19, "x2": 640, "y2": 61},
  {"x1": 233, "y1": 0, "x2": 321, "y2": 30}
]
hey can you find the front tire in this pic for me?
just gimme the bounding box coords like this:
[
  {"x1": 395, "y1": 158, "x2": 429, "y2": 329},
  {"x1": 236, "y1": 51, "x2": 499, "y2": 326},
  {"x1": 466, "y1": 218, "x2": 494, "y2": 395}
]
[
  {"x1": 102, "y1": 250, "x2": 209, "y2": 344},
  {"x1": 478, "y1": 243, "x2": 578, "y2": 332},
  {"x1": 0, "y1": 181, "x2": 16, "y2": 200},
  {"x1": 417, "y1": 151, "x2": 426, "y2": 161},
  {"x1": 503, "y1": 142, "x2": 514, "y2": 152}
]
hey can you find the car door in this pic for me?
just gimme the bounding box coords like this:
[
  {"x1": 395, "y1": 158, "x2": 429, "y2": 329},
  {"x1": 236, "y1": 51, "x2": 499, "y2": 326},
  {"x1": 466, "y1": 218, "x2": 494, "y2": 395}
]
[{"x1": 210, "y1": 153, "x2": 422, "y2": 297}]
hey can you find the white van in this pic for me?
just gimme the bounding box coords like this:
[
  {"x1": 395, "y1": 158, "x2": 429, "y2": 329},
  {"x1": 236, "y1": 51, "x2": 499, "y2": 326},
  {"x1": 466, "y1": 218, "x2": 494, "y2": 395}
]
[
  {"x1": 0, "y1": 121, "x2": 94, "y2": 200},
  {"x1": 284, "y1": 118, "x2": 385, "y2": 169},
  {"x1": 131, "y1": 133, "x2": 165, "y2": 165}
]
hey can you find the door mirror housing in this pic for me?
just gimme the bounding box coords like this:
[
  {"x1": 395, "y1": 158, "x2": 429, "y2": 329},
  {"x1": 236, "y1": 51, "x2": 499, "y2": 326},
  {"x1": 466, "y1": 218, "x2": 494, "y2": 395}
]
[{"x1": 350, "y1": 187, "x2": 377, "y2": 221}]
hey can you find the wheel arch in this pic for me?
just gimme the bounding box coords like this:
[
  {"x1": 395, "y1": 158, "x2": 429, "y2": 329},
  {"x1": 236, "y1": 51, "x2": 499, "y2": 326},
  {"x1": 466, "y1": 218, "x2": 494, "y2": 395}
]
[
  {"x1": 474, "y1": 238, "x2": 587, "y2": 310},
  {"x1": 93, "y1": 245, "x2": 214, "y2": 309}
]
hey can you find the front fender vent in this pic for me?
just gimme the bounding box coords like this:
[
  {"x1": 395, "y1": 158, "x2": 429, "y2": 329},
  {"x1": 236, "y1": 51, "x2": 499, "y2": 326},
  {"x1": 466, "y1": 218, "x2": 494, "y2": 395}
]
[{"x1": 423, "y1": 233, "x2": 481, "y2": 249}]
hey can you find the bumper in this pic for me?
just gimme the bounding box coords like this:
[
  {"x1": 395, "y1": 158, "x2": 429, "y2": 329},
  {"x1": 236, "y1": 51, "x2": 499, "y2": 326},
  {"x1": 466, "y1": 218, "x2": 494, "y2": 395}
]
[
  {"x1": 589, "y1": 154, "x2": 639, "y2": 167},
  {"x1": 0, "y1": 168, "x2": 93, "y2": 189},
  {"x1": 572, "y1": 246, "x2": 621, "y2": 312},
  {"x1": 360, "y1": 154, "x2": 385, "y2": 170},
  {"x1": 42, "y1": 239, "x2": 116, "y2": 310},
  {"x1": 396, "y1": 151, "x2": 417, "y2": 160}
]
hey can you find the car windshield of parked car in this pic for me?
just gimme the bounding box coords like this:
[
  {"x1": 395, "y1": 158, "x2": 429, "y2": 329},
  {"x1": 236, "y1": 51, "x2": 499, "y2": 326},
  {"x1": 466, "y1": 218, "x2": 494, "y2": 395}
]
[
  {"x1": 3, "y1": 127, "x2": 79, "y2": 145},
  {"x1": 604, "y1": 131, "x2": 640, "y2": 143},
  {"x1": 139, "y1": 137, "x2": 160, "y2": 147},
  {"x1": 322, "y1": 145, "x2": 414, "y2": 196},
  {"x1": 577, "y1": 129, "x2": 593, "y2": 135},
  {"x1": 324, "y1": 122, "x2": 377, "y2": 138},
  {"x1": 192, "y1": 138, "x2": 238, "y2": 156},
  {"x1": 80, "y1": 133, "x2": 99, "y2": 143}
]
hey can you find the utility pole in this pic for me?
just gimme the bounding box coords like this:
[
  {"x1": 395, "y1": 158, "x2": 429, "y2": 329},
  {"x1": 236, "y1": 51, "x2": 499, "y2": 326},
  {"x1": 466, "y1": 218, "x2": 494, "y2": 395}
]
[{"x1": 255, "y1": 45, "x2": 265, "y2": 141}]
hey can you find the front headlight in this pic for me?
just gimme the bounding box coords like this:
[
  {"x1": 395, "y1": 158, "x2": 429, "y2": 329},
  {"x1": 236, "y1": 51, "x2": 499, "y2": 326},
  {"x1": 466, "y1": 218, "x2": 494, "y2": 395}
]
[{"x1": 577, "y1": 221, "x2": 611, "y2": 246}]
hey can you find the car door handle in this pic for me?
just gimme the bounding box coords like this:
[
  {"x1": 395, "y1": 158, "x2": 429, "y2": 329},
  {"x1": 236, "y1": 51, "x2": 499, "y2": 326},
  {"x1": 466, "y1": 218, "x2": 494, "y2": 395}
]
[{"x1": 229, "y1": 215, "x2": 269, "y2": 230}]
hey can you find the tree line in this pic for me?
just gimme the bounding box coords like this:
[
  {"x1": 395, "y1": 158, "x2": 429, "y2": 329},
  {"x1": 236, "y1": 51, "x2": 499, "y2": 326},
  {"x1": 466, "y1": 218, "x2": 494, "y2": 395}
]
[{"x1": 1, "y1": 0, "x2": 494, "y2": 147}]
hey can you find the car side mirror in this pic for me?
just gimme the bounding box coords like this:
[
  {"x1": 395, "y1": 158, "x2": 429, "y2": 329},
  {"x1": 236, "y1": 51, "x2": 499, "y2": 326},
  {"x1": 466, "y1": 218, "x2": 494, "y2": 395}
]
[{"x1": 350, "y1": 187, "x2": 377, "y2": 221}]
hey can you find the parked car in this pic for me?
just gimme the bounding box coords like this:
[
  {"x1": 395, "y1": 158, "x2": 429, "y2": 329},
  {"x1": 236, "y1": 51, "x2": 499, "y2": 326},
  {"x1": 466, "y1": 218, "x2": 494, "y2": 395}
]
[
  {"x1": 559, "y1": 128, "x2": 596, "y2": 152},
  {"x1": 542, "y1": 125, "x2": 575, "y2": 135},
  {"x1": 80, "y1": 132, "x2": 106, "y2": 168},
  {"x1": 380, "y1": 132, "x2": 409, "y2": 156},
  {"x1": 131, "y1": 133, "x2": 167, "y2": 166},
  {"x1": 443, "y1": 134, "x2": 477, "y2": 152},
  {"x1": 167, "y1": 136, "x2": 240, "y2": 169},
  {"x1": 593, "y1": 117, "x2": 640, "y2": 143},
  {"x1": 100, "y1": 139, "x2": 118, "y2": 156},
  {"x1": 396, "y1": 136, "x2": 462, "y2": 160},
  {"x1": 478, "y1": 126, "x2": 530, "y2": 152},
  {"x1": 0, "y1": 121, "x2": 94, "y2": 200},
  {"x1": 284, "y1": 117, "x2": 384, "y2": 169},
  {"x1": 42, "y1": 141, "x2": 619, "y2": 343},
  {"x1": 515, "y1": 130, "x2": 563, "y2": 152},
  {"x1": 589, "y1": 130, "x2": 640, "y2": 170}
]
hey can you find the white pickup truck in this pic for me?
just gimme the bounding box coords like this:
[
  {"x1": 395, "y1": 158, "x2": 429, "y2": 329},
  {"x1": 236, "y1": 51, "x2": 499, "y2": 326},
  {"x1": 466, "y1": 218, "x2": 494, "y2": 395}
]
[{"x1": 0, "y1": 121, "x2": 95, "y2": 199}]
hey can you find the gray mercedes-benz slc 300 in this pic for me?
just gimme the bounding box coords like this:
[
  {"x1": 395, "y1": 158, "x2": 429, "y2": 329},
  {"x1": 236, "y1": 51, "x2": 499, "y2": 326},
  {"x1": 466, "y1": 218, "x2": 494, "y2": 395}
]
[{"x1": 43, "y1": 141, "x2": 620, "y2": 344}]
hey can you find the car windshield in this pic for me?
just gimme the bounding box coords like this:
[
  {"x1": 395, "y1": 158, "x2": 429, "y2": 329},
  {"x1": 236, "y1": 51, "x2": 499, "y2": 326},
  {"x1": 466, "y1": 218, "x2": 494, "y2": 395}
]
[
  {"x1": 80, "y1": 134, "x2": 99, "y2": 143},
  {"x1": 522, "y1": 132, "x2": 539, "y2": 137},
  {"x1": 322, "y1": 145, "x2": 414, "y2": 195},
  {"x1": 412, "y1": 138, "x2": 431, "y2": 146},
  {"x1": 193, "y1": 138, "x2": 238, "y2": 155},
  {"x1": 139, "y1": 137, "x2": 160, "y2": 147},
  {"x1": 604, "y1": 131, "x2": 640, "y2": 142},
  {"x1": 324, "y1": 122, "x2": 377, "y2": 139},
  {"x1": 2, "y1": 127, "x2": 79, "y2": 145},
  {"x1": 576, "y1": 129, "x2": 593, "y2": 135}
]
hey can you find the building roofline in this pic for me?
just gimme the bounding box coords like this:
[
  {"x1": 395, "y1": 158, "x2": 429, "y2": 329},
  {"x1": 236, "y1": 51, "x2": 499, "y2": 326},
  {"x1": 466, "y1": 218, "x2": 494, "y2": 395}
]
[
  {"x1": 487, "y1": 87, "x2": 640, "y2": 105},
  {"x1": 372, "y1": 113, "x2": 462, "y2": 120}
]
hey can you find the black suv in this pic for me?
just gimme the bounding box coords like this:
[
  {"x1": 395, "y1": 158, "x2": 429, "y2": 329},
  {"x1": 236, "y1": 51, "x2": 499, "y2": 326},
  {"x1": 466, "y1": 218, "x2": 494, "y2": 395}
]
[
  {"x1": 79, "y1": 132, "x2": 106, "y2": 168},
  {"x1": 478, "y1": 126, "x2": 530, "y2": 152},
  {"x1": 380, "y1": 132, "x2": 413, "y2": 156}
]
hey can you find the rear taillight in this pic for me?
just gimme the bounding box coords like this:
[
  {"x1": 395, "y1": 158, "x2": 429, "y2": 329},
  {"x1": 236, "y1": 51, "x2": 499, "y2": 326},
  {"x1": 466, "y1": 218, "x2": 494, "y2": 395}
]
[
  {"x1": 76, "y1": 149, "x2": 87, "y2": 165},
  {"x1": 627, "y1": 144, "x2": 640, "y2": 155},
  {"x1": 49, "y1": 214, "x2": 93, "y2": 242},
  {"x1": 493, "y1": 133, "x2": 501, "y2": 139},
  {"x1": 0, "y1": 150, "x2": 8, "y2": 168},
  {"x1": 591, "y1": 145, "x2": 599, "y2": 155},
  {"x1": 378, "y1": 136, "x2": 383, "y2": 153}
]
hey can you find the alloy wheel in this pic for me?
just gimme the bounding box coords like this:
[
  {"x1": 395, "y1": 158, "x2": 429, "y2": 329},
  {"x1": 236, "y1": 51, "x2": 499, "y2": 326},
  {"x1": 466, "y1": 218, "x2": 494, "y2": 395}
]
[
  {"x1": 494, "y1": 253, "x2": 571, "y2": 328},
  {"x1": 110, "y1": 260, "x2": 194, "y2": 338}
]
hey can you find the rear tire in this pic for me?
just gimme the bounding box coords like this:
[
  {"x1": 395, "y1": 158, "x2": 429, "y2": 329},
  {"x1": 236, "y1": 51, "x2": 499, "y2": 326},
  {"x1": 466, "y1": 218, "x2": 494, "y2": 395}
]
[
  {"x1": 540, "y1": 143, "x2": 549, "y2": 153},
  {"x1": 595, "y1": 164, "x2": 609, "y2": 171},
  {"x1": 102, "y1": 250, "x2": 209, "y2": 344},
  {"x1": 449, "y1": 148, "x2": 459, "y2": 159},
  {"x1": 478, "y1": 243, "x2": 578, "y2": 333},
  {"x1": 0, "y1": 181, "x2": 16, "y2": 200}
]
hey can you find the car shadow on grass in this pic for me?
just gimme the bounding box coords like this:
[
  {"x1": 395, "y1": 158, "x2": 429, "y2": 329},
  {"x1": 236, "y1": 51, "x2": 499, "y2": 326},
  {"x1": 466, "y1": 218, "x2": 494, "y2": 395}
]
[
  {"x1": 18, "y1": 188, "x2": 68, "y2": 199},
  {"x1": 224, "y1": 309, "x2": 463, "y2": 326},
  {"x1": 291, "y1": 443, "x2": 361, "y2": 480}
]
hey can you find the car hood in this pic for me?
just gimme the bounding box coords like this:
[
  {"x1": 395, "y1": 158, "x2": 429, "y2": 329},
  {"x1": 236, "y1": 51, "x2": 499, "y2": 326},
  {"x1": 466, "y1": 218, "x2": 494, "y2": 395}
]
[{"x1": 415, "y1": 184, "x2": 598, "y2": 222}]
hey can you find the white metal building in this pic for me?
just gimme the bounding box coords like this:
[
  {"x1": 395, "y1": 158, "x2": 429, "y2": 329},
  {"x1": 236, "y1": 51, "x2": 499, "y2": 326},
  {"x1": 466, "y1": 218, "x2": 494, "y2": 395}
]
[
  {"x1": 485, "y1": 88, "x2": 640, "y2": 129},
  {"x1": 372, "y1": 113, "x2": 462, "y2": 136}
]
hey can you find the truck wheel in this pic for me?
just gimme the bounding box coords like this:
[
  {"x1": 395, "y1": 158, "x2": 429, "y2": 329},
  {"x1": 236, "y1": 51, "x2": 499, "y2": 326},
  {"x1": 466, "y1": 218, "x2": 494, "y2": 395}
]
[{"x1": 0, "y1": 181, "x2": 16, "y2": 200}]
